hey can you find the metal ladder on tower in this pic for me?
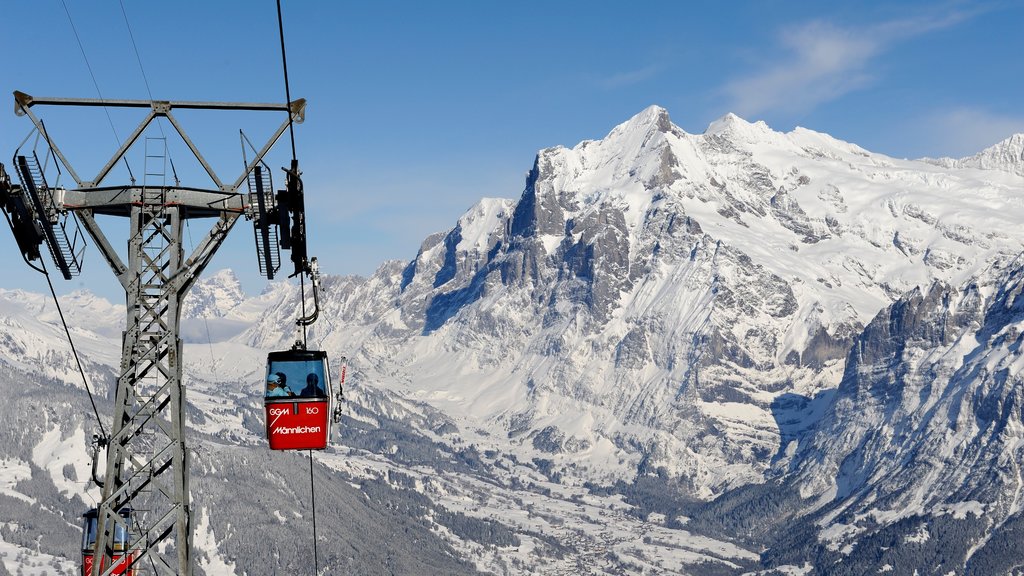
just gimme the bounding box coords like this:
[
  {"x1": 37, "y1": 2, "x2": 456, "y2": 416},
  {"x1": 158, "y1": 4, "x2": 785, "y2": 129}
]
[
  {"x1": 131, "y1": 136, "x2": 174, "y2": 560},
  {"x1": 144, "y1": 137, "x2": 168, "y2": 208}
]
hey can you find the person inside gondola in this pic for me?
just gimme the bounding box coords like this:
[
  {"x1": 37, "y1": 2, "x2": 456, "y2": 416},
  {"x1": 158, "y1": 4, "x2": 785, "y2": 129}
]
[
  {"x1": 299, "y1": 373, "x2": 324, "y2": 397},
  {"x1": 267, "y1": 372, "x2": 294, "y2": 397}
]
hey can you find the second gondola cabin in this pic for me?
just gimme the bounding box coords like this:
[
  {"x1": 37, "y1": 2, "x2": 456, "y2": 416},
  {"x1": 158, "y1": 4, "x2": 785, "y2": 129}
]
[
  {"x1": 264, "y1": 349, "x2": 331, "y2": 450},
  {"x1": 82, "y1": 508, "x2": 134, "y2": 576}
]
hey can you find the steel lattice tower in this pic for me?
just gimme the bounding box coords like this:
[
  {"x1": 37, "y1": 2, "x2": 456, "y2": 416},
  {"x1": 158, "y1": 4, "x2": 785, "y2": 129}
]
[{"x1": 6, "y1": 92, "x2": 304, "y2": 576}]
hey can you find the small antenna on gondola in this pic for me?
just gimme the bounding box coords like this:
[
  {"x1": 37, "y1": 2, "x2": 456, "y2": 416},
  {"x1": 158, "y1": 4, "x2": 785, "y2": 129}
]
[{"x1": 333, "y1": 356, "x2": 347, "y2": 424}]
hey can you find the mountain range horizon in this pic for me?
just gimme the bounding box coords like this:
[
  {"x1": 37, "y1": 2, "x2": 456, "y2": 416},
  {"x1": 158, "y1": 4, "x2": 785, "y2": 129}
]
[{"x1": 3, "y1": 104, "x2": 1024, "y2": 574}]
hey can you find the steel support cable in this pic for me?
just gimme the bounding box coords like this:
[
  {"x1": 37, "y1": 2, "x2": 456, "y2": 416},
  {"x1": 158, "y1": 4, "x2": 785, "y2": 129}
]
[
  {"x1": 38, "y1": 257, "x2": 109, "y2": 442},
  {"x1": 309, "y1": 449, "x2": 319, "y2": 575},
  {"x1": 118, "y1": 0, "x2": 179, "y2": 184},
  {"x1": 277, "y1": 4, "x2": 318, "y2": 572},
  {"x1": 277, "y1": 0, "x2": 308, "y2": 345},
  {"x1": 59, "y1": 0, "x2": 136, "y2": 183},
  {"x1": 276, "y1": 0, "x2": 298, "y2": 162}
]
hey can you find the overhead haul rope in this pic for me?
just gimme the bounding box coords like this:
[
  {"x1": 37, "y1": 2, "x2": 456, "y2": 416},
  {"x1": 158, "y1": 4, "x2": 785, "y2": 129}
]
[
  {"x1": 59, "y1": 0, "x2": 135, "y2": 184},
  {"x1": 277, "y1": 1, "x2": 320, "y2": 573},
  {"x1": 38, "y1": 258, "x2": 109, "y2": 444},
  {"x1": 277, "y1": 0, "x2": 298, "y2": 162},
  {"x1": 8, "y1": 111, "x2": 110, "y2": 447},
  {"x1": 117, "y1": 0, "x2": 179, "y2": 184}
]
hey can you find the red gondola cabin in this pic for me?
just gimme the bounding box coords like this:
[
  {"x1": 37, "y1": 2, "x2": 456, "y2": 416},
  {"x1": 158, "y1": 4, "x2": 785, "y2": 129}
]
[
  {"x1": 82, "y1": 508, "x2": 134, "y2": 576},
  {"x1": 264, "y1": 349, "x2": 331, "y2": 450}
]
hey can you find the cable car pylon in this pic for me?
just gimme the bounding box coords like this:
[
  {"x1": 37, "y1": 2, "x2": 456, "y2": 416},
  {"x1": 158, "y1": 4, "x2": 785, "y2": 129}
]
[{"x1": 0, "y1": 91, "x2": 308, "y2": 576}]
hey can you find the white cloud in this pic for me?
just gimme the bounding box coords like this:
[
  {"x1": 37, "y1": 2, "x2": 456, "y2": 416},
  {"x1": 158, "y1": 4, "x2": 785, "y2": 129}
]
[
  {"x1": 916, "y1": 107, "x2": 1024, "y2": 158},
  {"x1": 596, "y1": 64, "x2": 662, "y2": 90},
  {"x1": 723, "y1": 12, "x2": 970, "y2": 118}
]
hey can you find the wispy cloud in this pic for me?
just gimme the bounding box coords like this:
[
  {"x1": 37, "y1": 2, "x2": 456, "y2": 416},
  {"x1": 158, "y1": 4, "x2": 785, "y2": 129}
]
[
  {"x1": 915, "y1": 106, "x2": 1024, "y2": 158},
  {"x1": 595, "y1": 64, "x2": 662, "y2": 90},
  {"x1": 598, "y1": 63, "x2": 659, "y2": 88},
  {"x1": 723, "y1": 11, "x2": 971, "y2": 118}
]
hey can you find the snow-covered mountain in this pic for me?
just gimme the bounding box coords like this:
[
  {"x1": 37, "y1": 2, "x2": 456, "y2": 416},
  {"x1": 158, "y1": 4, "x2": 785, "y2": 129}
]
[
  {"x1": 180, "y1": 270, "x2": 294, "y2": 344},
  {"x1": 4, "y1": 106, "x2": 1024, "y2": 574},
  {"x1": 926, "y1": 133, "x2": 1024, "y2": 178},
  {"x1": 757, "y1": 259, "x2": 1024, "y2": 573},
  {"x1": 244, "y1": 105, "x2": 1024, "y2": 497}
]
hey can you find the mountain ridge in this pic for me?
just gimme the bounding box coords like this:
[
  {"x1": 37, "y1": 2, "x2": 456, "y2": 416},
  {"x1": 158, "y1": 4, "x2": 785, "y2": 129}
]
[{"x1": 4, "y1": 105, "x2": 1024, "y2": 573}]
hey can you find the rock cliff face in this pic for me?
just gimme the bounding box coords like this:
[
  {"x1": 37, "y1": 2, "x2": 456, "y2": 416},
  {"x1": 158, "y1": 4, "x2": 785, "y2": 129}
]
[
  {"x1": 748, "y1": 261, "x2": 1024, "y2": 572},
  {"x1": 182, "y1": 269, "x2": 246, "y2": 319}
]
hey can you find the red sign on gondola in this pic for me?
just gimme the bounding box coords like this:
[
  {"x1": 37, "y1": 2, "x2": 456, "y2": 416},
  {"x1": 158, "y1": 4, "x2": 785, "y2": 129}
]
[
  {"x1": 83, "y1": 553, "x2": 134, "y2": 576},
  {"x1": 265, "y1": 398, "x2": 330, "y2": 450}
]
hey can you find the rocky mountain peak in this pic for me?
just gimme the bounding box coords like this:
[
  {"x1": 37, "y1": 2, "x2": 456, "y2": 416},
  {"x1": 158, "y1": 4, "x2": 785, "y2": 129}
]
[
  {"x1": 704, "y1": 112, "x2": 776, "y2": 143},
  {"x1": 614, "y1": 104, "x2": 675, "y2": 136},
  {"x1": 959, "y1": 132, "x2": 1024, "y2": 176},
  {"x1": 182, "y1": 268, "x2": 246, "y2": 319}
]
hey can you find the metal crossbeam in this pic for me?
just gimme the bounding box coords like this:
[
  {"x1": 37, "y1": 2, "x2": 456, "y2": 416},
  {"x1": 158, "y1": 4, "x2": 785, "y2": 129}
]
[{"x1": 14, "y1": 91, "x2": 303, "y2": 191}]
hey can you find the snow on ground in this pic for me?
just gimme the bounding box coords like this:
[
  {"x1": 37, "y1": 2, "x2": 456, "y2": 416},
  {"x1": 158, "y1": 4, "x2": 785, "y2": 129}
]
[
  {"x1": 194, "y1": 506, "x2": 240, "y2": 576},
  {"x1": 0, "y1": 536, "x2": 77, "y2": 576},
  {"x1": 0, "y1": 458, "x2": 34, "y2": 504},
  {"x1": 315, "y1": 444, "x2": 759, "y2": 575},
  {"x1": 31, "y1": 424, "x2": 99, "y2": 504},
  {"x1": 936, "y1": 501, "x2": 984, "y2": 519}
]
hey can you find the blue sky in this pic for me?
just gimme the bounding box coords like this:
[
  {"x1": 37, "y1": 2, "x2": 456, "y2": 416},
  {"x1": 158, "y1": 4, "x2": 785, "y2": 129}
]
[{"x1": 1, "y1": 0, "x2": 1022, "y2": 300}]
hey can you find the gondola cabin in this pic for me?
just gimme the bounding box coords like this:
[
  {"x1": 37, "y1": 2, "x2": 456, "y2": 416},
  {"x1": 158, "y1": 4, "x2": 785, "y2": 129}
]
[
  {"x1": 265, "y1": 349, "x2": 331, "y2": 450},
  {"x1": 81, "y1": 508, "x2": 134, "y2": 576}
]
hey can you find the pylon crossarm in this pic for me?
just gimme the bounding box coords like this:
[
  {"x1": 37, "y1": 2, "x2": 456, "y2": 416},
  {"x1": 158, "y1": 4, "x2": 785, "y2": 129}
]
[
  {"x1": 13, "y1": 103, "x2": 85, "y2": 187},
  {"x1": 14, "y1": 91, "x2": 307, "y2": 193},
  {"x1": 15, "y1": 91, "x2": 295, "y2": 113},
  {"x1": 61, "y1": 187, "x2": 246, "y2": 217},
  {"x1": 231, "y1": 109, "x2": 301, "y2": 191}
]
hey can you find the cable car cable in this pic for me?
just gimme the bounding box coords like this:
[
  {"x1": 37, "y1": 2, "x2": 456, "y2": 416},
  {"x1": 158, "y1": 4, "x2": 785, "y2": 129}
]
[
  {"x1": 59, "y1": 0, "x2": 136, "y2": 184},
  {"x1": 276, "y1": 3, "x2": 323, "y2": 572},
  {"x1": 118, "y1": 0, "x2": 179, "y2": 185},
  {"x1": 309, "y1": 450, "x2": 319, "y2": 575},
  {"x1": 38, "y1": 257, "x2": 109, "y2": 443},
  {"x1": 276, "y1": 0, "x2": 309, "y2": 345},
  {"x1": 276, "y1": 0, "x2": 298, "y2": 163}
]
